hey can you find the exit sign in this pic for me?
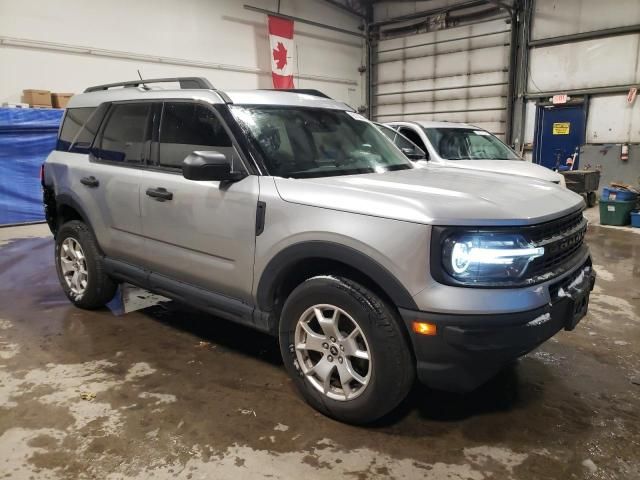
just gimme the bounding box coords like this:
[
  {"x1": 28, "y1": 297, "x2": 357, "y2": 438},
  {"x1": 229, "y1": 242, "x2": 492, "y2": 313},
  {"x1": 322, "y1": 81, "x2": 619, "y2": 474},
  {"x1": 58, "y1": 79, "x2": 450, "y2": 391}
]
[{"x1": 552, "y1": 94, "x2": 569, "y2": 104}]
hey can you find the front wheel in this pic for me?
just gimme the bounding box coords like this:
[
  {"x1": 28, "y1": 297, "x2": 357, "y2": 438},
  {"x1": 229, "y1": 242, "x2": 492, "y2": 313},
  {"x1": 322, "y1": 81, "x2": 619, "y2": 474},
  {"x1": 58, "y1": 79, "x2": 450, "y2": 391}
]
[
  {"x1": 279, "y1": 276, "x2": 415, "y2": 424},
  {"x1": 55, "y1": 220, "x2": 117, "y2": 309}
]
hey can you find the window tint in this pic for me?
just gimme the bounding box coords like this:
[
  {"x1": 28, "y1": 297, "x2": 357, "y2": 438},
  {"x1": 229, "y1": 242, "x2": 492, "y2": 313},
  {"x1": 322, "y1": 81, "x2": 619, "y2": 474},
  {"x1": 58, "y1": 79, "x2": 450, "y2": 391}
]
[
  {"x1": 394, "y1": 132, "x2": 427, "y2": 159},
  {"x1": 159, "y1": 103, "x2": 232, "y2": 168},
  {"x1": 57, "y1": 107, "x2": 99, "y2": 152},
  {"x1": 98, "y1": 103, "x2": 152, "y2": 163},
  {"x1": 398, "y1": 127, "x2": 427, "y2": 151}
]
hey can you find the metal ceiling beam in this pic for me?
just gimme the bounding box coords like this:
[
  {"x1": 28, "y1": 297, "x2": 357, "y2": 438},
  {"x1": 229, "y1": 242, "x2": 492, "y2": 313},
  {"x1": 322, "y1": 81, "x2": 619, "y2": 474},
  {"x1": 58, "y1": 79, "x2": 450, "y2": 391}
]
[
  {"x1": 318, "y1": 0, "x2": 365, "y2": 18},
  {"x1": 484, "y1": 0, "x2": 513, "y2": 15},
  {"x1": 243, "y1": 5, "x2": 365, "y2": 38},
  {"x1": 369, "y1": 0, "x2": 490, "y2": 28}
]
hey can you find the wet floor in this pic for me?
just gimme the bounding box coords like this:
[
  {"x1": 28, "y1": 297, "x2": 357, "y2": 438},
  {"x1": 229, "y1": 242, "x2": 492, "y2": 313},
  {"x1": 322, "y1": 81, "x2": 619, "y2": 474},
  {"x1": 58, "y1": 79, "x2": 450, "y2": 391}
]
[{"x1": 0, "y1": 221, "x2": 639, "y2": 479}]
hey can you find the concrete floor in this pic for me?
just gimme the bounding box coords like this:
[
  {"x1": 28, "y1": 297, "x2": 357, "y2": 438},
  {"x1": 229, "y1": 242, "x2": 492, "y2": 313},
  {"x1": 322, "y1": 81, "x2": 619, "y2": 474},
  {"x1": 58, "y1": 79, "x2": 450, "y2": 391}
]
[{"x1": 0, "y1": 216, "x2": 638, "y2": 480}]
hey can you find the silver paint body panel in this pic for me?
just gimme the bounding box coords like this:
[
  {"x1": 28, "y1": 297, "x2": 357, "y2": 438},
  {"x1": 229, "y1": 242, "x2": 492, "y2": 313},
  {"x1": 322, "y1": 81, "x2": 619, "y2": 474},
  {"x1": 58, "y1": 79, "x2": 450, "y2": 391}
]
[{"x1": 46, "y1": 87, "x2": 588, "y2": 319}]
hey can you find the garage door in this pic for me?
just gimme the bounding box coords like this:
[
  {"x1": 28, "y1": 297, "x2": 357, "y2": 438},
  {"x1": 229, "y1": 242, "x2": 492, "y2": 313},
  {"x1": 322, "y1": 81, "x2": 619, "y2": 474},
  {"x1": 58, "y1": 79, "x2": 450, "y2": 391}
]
[{"x1": 372, "y1": 16, "x2": 512, "y2": 139}]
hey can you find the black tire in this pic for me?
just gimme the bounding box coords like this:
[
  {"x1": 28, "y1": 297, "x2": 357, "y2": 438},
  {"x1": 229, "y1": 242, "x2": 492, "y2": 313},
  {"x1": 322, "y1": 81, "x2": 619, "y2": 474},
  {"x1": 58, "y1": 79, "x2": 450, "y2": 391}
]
[
  {"x1": 54, "y1": 220, "x2": 117, "y2": 309},
  {"x1": 586, "y1": 191, "x2": 597, "y2": 208},
  {"x1": 279, "y1": 275, "x2": 415, "y2": 424}
]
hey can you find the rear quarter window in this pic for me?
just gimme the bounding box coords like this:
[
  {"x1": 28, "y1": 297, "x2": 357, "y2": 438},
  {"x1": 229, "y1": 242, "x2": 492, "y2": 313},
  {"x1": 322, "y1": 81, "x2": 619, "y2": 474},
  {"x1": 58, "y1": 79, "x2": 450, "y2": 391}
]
[{"x1": 57, "y1": 106, "x2": 107, "y2": 153}]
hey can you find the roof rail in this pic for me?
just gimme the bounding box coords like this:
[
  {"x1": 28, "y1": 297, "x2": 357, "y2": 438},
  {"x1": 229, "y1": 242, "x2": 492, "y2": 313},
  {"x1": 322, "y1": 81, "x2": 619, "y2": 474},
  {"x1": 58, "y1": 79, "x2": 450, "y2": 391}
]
[
  {"x1": 260, "y1": 89, "x2": 332, "y2": 99},
  {"x1": 84, "y1": 77, "x2": 214, "y2": 93}
]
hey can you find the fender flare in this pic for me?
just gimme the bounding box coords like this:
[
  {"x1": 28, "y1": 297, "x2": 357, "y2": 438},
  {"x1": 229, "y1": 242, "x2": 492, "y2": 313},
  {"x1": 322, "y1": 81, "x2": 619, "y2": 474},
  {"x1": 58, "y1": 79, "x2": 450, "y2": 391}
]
[
  {"x1": 256, "y1": 241, "x2": 418, "y2": 312},
  {"x1": 55, "y1": 193, "x2": 97, "y2": 238}
]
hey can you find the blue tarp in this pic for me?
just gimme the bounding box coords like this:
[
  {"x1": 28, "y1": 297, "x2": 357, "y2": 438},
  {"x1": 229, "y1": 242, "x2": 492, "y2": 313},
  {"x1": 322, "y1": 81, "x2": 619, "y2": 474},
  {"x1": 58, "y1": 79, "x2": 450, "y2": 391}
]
[{"x1": 0, "y1": 108, "x2": 63, "y2": 225}]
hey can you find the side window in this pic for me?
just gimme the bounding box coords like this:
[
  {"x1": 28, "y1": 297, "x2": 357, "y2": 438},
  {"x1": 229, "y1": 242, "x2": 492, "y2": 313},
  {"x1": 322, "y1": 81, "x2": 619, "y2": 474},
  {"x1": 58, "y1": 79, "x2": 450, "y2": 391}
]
[
  {"x1": 395, "y1": 132, "x2": 424, "y2": 153},
  {"x1": 378, "y1": 126, "x2": 397, "y2": 141},
  {"x1": 398, "y1": 127, "x2": 427, "y2": 152},
  {"x1": 98, "y1": 103, "x2": 152, "y2": 164},
  {"x1": 57, "y1": 107, "x2": 99, "y2": 152},
  {"x1": 158, "y1": 102, "x2": 232, "y2": 169}
]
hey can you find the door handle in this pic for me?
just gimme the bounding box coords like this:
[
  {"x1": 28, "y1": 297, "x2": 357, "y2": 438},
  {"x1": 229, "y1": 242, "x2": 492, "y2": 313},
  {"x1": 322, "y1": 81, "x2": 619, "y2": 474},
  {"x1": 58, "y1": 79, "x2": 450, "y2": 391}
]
[
  {"x1": 146, "y1": 187, "x2": 173, "y2": 201},
  {"x1": 80, "y1": 176, "x2": 99, "y2": 188}
]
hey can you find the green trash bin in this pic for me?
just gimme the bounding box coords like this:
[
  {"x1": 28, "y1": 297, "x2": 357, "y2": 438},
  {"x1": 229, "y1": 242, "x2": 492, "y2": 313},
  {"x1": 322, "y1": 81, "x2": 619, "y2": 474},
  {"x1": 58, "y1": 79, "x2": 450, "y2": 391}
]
[{"x1": 599, "y1": 199, "x2": 636, "y2": 226}]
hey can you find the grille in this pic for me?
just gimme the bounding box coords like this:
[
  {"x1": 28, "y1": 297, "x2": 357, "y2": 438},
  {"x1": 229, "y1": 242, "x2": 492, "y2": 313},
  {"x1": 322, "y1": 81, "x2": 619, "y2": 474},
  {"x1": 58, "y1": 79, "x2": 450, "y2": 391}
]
[{"x1": 526, "y1": 210, "x2": 587, "y2": 277}]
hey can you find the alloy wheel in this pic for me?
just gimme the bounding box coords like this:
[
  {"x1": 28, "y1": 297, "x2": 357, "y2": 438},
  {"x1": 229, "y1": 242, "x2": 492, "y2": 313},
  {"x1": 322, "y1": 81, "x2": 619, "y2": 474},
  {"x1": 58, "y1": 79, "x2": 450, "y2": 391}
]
[
  {"x1": 294, "y1": 304, "x2": 372, "y2": 401},
  {"x1": 60, "y1": 237, "x2": 88, "y2": 296}
]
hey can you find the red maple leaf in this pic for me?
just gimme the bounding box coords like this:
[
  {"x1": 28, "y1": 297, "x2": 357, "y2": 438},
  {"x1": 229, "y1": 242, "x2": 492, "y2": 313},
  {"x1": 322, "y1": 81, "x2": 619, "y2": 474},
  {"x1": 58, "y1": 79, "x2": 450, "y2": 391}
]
[{"x1": 273, "y1": 42, "x2": 288, "y2": 70}]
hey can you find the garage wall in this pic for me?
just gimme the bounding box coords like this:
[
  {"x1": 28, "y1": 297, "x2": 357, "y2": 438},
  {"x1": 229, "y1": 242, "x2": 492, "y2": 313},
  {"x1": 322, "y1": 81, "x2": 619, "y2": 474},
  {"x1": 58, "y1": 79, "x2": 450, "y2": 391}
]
[
  {"x1": 525, "y1": 0, "x2": 640, "y2": 144},
  {"x1": 372, "y1": 1, "x2": 512, "y2": 138},
  {"x1": 0, "y1": 0, "x2": 364, "y2": 106}
]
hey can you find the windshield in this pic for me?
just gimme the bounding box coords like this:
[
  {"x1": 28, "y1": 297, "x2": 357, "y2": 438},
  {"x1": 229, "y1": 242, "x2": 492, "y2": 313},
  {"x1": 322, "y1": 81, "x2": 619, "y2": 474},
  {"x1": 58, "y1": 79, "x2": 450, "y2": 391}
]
[
  {"x1": 424, "y1": 128, "x2": 520, "y2": 161},
  {"x1": 231, "y1": 106, "x2": 413, "y2": 178}
]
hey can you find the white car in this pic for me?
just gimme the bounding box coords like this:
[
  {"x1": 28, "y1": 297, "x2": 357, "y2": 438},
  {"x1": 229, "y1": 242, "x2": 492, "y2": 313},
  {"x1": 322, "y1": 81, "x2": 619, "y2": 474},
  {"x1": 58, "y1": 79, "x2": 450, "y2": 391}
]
[{"x1": 384, "y1": 121, "x2": 566, "y2": 187}]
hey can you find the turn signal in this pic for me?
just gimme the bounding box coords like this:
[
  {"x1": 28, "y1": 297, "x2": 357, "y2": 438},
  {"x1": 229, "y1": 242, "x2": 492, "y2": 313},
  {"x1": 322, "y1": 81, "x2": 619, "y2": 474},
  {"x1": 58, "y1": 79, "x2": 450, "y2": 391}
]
[{"x1": 412, "y1": 321, "x2": 437, "y2": 336}]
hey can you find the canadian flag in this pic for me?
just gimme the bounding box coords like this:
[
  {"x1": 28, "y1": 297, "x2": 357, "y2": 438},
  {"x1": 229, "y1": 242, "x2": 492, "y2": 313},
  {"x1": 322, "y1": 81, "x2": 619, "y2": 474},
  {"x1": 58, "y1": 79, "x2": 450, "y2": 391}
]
[{"x1": 268, "y1": 16, "x2": 295, "y2": 89}]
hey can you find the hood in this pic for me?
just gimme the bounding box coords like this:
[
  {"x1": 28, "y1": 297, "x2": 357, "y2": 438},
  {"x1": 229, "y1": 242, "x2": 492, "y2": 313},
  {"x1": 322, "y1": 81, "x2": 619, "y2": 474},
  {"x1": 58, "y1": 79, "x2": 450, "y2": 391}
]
[
  {"x1": 444, "y1": 160, "x2": 563, "y2": 183},
  {"x1": 274, "y1": 166, "x2": 584, "y2": 226}
]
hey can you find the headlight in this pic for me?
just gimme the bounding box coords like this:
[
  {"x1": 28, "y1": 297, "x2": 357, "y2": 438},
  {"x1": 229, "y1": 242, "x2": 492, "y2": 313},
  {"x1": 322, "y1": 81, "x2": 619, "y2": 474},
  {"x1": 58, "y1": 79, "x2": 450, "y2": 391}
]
[{"x1": 441, "y1": 232, "x2": 544, "y2": 285}]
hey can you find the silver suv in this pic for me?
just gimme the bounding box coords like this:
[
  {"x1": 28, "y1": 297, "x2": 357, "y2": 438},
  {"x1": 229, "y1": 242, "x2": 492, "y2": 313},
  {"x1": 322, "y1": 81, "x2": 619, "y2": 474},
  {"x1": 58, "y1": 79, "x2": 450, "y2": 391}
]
[{"x1": 43, "y1": 77, "x2": 596, "y2": 424}]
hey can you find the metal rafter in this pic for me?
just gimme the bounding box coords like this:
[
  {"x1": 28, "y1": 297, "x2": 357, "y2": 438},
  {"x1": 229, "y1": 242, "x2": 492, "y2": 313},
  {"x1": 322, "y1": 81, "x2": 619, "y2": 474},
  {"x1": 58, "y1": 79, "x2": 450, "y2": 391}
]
[{"x1": 370, "y1": 0, "x2": 502, "y2": 28}]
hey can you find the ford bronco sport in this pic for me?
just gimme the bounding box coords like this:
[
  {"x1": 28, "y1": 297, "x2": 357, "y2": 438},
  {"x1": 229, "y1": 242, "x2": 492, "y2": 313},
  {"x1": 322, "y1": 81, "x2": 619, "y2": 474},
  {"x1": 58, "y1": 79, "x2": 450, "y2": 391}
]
[{"x1": 43, "y1": 77, "x2": 595, "y2": 424}]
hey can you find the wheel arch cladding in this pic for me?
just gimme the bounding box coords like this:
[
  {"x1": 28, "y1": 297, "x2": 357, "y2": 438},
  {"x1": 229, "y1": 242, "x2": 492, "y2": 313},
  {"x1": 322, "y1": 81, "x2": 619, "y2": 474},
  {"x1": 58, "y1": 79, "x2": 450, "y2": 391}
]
[
  {"x1": 55, "y1": 194, "x2": 96, "y2": 238},
  {"x1": 256, "y1": 241, "x2": 419, "y2": 314}
]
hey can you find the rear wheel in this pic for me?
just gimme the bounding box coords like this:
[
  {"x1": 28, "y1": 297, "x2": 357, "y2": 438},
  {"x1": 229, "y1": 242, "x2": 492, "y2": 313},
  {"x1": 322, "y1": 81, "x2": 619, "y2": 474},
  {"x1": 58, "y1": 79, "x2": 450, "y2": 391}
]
[
  {"x1": 279, "y1": 276, "x2": 414, "y2": 424},
  {"x1": 55, "y1": 221, "x2": 117, "y2": 309}
]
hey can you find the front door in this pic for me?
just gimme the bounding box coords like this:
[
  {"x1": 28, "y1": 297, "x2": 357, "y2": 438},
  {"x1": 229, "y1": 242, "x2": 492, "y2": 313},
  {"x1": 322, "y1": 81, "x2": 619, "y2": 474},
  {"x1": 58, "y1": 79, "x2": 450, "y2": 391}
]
[
  {"x1": 139, "y1": 101, "x2": 258, "y2": 303},
  {"x1": 533, "y1": 104, "x2": 586, "y2": 170}
]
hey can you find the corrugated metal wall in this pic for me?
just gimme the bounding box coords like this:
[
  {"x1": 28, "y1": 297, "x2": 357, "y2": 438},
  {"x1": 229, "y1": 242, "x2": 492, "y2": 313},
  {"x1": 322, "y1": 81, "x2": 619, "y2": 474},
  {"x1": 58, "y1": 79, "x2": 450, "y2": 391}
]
[
  {"x1": 525, "y1": 0, "x2": 640, "y2": 144},
  {"x1": 372, "y1": 15, "x2": 512, "y2": 139}
]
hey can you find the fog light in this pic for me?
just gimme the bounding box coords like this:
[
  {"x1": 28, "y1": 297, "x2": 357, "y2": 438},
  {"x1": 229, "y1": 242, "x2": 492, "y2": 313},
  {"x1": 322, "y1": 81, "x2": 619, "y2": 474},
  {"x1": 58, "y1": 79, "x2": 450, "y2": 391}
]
[{"x1": 412, "y1": 321, "x2": 437, "y2": 336}]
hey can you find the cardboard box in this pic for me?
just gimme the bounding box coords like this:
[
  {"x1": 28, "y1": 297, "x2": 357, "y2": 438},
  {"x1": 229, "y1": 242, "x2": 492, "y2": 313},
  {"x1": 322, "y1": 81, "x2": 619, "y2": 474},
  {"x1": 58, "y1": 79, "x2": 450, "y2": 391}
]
[
  {"x1": 52, "y1": 93, "x2": 73, "y2": 109},
  {"x1": 22, "y1": 89, "x2": 52, "y2": 107}
]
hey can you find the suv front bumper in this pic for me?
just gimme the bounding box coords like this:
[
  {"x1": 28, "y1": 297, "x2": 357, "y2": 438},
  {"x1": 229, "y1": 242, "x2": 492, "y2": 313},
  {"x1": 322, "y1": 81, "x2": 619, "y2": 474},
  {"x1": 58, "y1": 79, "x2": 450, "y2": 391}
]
[{"x1": 399, "y1": 262, "x2": 596, "y2": 392}]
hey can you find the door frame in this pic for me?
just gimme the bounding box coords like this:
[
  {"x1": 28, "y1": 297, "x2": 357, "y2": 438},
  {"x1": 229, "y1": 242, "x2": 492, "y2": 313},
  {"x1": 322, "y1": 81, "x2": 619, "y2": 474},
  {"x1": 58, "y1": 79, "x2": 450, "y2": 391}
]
[{"x1": 532, "y1": 97, "x2": 588, "y2": 168}]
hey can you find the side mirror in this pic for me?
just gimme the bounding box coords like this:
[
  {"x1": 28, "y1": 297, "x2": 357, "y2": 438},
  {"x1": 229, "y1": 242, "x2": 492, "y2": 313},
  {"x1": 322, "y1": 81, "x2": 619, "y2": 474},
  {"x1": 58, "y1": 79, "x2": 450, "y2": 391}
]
[
  {"x1": 182, "y1": 151, "x2": 246, "y2": 182},
  {"x1": 401, "y1": 147, "x2": 427, "y2": 161}
]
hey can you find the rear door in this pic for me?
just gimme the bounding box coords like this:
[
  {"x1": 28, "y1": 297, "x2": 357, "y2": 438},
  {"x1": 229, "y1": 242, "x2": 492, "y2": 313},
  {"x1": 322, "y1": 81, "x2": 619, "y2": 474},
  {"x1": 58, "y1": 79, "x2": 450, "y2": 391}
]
[
  {"x1": 139, "y1": 101, "x2": 258, "y2": 302},
  {"x1": 72, "y1": 102, "x2": 155, "y2": 264}
]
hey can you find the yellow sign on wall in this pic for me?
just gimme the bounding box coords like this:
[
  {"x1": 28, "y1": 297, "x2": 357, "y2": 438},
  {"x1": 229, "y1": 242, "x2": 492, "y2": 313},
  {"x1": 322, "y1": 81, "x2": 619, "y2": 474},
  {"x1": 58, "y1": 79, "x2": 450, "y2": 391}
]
[{"x1": 552, "y1": 122, "x2": 571, "y2": 135}]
